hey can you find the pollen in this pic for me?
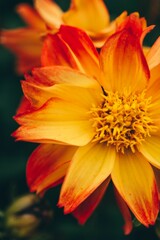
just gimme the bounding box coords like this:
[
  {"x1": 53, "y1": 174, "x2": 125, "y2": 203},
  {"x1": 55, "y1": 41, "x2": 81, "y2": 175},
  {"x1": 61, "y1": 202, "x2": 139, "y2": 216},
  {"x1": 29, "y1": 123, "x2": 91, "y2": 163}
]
[{"x1": 89, "y1": 91, "x2": 157, "y2": 153}]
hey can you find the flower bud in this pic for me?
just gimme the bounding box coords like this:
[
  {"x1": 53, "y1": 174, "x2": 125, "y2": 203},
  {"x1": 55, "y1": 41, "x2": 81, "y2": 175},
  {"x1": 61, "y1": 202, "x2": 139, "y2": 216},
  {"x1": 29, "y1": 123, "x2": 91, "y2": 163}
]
[{"x1": 5, "y1": 194, "x2": 53, "y2": 238}]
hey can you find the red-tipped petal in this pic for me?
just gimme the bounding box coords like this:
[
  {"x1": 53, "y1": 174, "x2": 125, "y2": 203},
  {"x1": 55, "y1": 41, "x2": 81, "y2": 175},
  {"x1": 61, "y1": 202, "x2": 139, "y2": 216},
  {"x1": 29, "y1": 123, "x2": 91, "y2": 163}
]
[
  {"x1": 21, "y1": 66, "x2": 102, "y2": 108},
  {"x1": 58, "y1": 143, "x2": 116, "y2": 213},
  {"x1": 72, "y1": 177, "x2": 110, "y2": 224},
  {"x1": 57, "y1": 25, "x2": 100, "y2": 79},
  {"x1": 27, "y1": 144, "x2": 77, "y2": 194},
  {"x1": 41, "y1": 34, "x2": 80, "y2": 70},
  {"x1": 114, "y1": 187, "x2": 133, "y2": 235},
  {"x1": 112, "y1": 151, "x2": 159, "y2": 227},
  {"x1": 100, "y1": 14, "x2": 149, "y2": 95}
]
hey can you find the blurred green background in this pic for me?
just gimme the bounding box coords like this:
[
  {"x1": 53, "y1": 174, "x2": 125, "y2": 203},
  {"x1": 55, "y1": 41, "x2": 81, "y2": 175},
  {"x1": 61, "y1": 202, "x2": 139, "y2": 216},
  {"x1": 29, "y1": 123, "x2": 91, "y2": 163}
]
[{"x1": 0, "y1": 0, "x2": 160, "y2": 239}]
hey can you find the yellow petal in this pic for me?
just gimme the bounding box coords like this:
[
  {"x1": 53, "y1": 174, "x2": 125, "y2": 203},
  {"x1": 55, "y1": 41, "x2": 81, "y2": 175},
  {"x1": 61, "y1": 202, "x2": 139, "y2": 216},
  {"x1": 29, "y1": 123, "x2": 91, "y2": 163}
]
[
  {"x1": 27, "y1": 144, "x2": 77, "y2": 194},
  {"x1": 13, "y1": 98, "x2": 94, "y2": 146},
  {"x1": 112, "y1": 151, "x2": 159, "y2": 226},
  {"x1": 62, "y1": 0, "x2": 109, "y2": 32},
  {"x1": 138, "y1": 136, "x2": 160, "y2": 169},
  {"x1": 34, "y1": 0, "x2": 63, "y2": 28},
  {"x1": 58, "y1": 143, "x2": 116, "y2": 213},
  {"x1": 100, "y1": 14, "x2": 149, "y2": 95}
]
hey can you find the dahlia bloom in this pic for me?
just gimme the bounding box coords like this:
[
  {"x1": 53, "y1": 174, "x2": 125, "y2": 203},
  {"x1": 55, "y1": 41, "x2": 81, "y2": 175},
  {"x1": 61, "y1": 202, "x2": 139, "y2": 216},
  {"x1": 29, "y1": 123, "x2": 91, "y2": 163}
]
[
  {"x1": 0, "y1": 0, "x2": 127, "y2": 74},
  {"x1": 13, "y1": 14, "x2": 160, "y2": 234}
]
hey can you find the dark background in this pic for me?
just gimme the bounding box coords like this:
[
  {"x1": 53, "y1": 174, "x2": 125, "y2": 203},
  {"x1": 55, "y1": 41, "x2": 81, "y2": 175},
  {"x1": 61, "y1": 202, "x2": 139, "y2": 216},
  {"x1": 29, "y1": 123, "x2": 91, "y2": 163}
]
[{"x1": 0, "y1": 0, "x2": 160, "y2": 239}]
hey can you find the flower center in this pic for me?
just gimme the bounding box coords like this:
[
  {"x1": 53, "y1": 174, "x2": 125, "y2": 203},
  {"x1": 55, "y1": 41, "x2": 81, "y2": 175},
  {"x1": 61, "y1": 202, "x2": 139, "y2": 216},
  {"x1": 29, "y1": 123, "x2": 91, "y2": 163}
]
[{"x1": 90, "y1": 91, "x2": 157, "y2": 153}]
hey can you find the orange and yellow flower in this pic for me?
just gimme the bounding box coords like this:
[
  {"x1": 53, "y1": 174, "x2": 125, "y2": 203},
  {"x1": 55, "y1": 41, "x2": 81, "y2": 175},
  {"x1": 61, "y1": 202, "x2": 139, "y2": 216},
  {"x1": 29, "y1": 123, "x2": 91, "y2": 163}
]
[
  {"x1": 0, "y1": 0, "x2": 127, "y2": 74},
  {"x1": 13, "y1": 14, "x2": 160, "y2": 234}
]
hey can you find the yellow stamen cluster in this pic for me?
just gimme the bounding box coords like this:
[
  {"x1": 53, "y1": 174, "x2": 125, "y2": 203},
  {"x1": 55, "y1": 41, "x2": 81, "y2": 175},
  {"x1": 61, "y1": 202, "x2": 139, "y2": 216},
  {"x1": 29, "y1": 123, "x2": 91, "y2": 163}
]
[{"x1": 90, "y1": 91, "x2": 157, "y2": 153}]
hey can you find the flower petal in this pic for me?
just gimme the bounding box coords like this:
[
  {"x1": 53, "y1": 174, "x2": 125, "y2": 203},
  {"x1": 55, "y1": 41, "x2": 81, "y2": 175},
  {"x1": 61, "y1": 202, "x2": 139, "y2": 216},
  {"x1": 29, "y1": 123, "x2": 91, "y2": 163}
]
[
  {"x1": 62, "y1": 0, "x2": 109, "y2": 32},
  {"x1": 111, "y1": 150, "x2": 159, "y2": 226},
  {"x1": 34, "y1": 0, "x2": 63, "y2": 28},
  {"x1": 21, "y1": 66, "x2": 102, "y2": 108},
  {"x1": 27, "y1": 66, "x2": 100, "y2": 87},
  {"x1": 100, "y1": 14, "x2": 149, "y2": 95},
  {"x1": 0, "y1": 28, "x2": 42, "y2": 73},
  {"x1": 72, "y1": 177, "x2": 110, "y2": 224},
  {"x1": 41, "y1": 34, "x2": 82, "y2": 70},
  {"x1": 16, "y1": 96, "x2": 32, "y2": 115},
  {"x1": 146, "y1": 37, "x2": 160, "y2": 70},
  {"x1": 56, "y1": 25, "x2": 100, "y2": 79},
  {"x1": 13, "y1": 98, "x2": 94, "y2": 146},
  {"x1": 90, "y1": 11, "x2": 128, "y2": 48},
  {"x1": 114, "y1": 187, "x2": 133, "y2": 235},
  {"x1": 16, "y1": 3, "x2": 45, "y2": 30},
  {"x1": 138, "y1": 136, "x2": 160, "y2": 169},
  {"x1": 145, "y1": 37, "x2": 160, "y2": 90},
  {"x1": 146, "y1": 78, "x2": 160, "y2": 122},
  {"x1": 149, "y1": 64, "x2": 160, "y2": 90},
  {"x1": 152, "y1": 167, "x2": 160, "y2": 200},
  {"x1": 58, "y1": 143, "x2": 116, "y2": 213},
  {"x1": 26, "y1": 144, "x2": 77, "y2": 194}
]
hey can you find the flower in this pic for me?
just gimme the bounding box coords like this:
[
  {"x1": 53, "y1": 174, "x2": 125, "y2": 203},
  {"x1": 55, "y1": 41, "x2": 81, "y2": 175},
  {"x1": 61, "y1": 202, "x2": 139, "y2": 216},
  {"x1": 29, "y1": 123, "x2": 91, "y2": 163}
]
[
  {"x1": 0, "y1": 4, "x2": 46, "y2": 74},
  {"x1": 13, "y1": 14, "x2": 160, "y2": 234},
  {"x1": 0, "y1": 0, "x2": 127, "y2": 74}
]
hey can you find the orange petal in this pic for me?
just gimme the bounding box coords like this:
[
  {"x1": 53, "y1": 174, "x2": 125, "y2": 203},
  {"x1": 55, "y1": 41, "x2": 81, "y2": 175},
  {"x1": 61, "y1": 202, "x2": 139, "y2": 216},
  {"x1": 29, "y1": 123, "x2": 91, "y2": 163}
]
[
  {"x1": 62, "y1": 0, "x2": 109, "y2": 32},
  {"x1": 26, "y1": 66, "x2": 101, "y2": 87},
  {"x1": 140, "y1": 25, "x2": 155, "y2": 45},
  {"x1": 146, "y1": 37, "x2": 160, "y2": 88},
  {"x1": 146, "y1": 37, "x2": 160, "y2": 70},
  {"x1": 21, "y1": 66, "x2": 102, "y2": 108},
  {"x1": 58, "y1": 143, "x2": 116, "y2": 213},
  {"x1": 73, "y1": 177, "x2": 110, "y2": 224},
  {"x1": 41, "y1": 34, "x2": 81, "y2": 70},
  {"x1": 138, "y1": 136, "x2": 160, "y2": 169},
  {"x1": 149, "y1": 64, "x2": 160, "y2": 90},
  {"x1": 1, "y1": 28, "x2": 42, "y2": 73},
  {"x1": 30, "y1": 66, "x2": 100, "y2": 89},
  {"x1": 34, "y1": 0, "x2": 63, "y2": 28},
  {"x1": 16, "y1": 96, "x2": 32, "y2": 115},
  {"x1": 114, "y1": 187, "x2": 133, "y2": 235},
  {"x1": 26, "y1": 144, "x2": 77, "y2": 194},
  {"x1": 111, "y1": 150, "x2": 159, "y2": 226},
  {"x1": 16, "y1": 3, "x2": 46, "y2": 30},
  {"x1": 100, "y1": 14, "x2": 149, "y2": 95},
  {"x1": 13, "y1": 98, "x2": 94, "y2": 146},
  {"x1": 148, "y1": 64, "x2": 160, "y2": 90},
  {"x1": 56, "y1": 25, "x2": 100, "y2": 79}
]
